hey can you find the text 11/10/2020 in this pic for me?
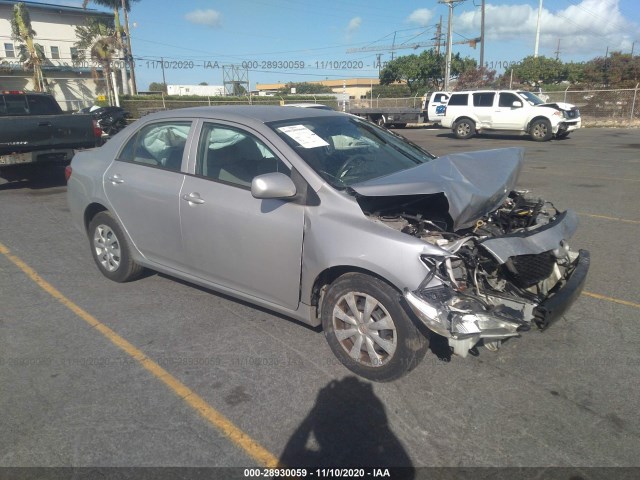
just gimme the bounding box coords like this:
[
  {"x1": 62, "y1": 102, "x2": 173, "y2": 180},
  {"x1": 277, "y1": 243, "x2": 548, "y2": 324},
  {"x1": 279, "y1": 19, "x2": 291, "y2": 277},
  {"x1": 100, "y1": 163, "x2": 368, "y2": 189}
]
[{"x1": 142, "y1": 59, "x2": 374, "y2": 70}]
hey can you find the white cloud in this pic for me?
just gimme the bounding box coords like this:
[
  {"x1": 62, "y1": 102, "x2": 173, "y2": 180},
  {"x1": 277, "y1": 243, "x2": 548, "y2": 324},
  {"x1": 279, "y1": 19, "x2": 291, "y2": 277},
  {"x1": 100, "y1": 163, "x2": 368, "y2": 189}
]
[
  {"x1": 347, "y1": 17, "x2": 362, "y2": 34},
  {"x1": 455, "y1": 0, "x2": 639, "y2": 56},
  {"x1": 185, "y1": 9, "x2": 222, "y2": 28},
  {"x1": 407, "y1": 9, "x2": 434, "y2": 27}
]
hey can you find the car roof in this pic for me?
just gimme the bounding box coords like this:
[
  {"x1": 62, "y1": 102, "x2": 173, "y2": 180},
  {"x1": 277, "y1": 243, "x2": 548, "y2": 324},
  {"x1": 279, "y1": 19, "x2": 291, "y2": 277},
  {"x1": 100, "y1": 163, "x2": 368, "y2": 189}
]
[{"x1": 143, "y1": 105, "x2": 343, "y2": 126}]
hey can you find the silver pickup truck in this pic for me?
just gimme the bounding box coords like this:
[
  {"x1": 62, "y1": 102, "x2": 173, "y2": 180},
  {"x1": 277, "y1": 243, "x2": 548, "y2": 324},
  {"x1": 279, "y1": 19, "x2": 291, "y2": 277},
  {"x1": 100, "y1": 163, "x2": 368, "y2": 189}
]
[{"x1": 0, "y1": 91, "x2": 102, "y2": 169}]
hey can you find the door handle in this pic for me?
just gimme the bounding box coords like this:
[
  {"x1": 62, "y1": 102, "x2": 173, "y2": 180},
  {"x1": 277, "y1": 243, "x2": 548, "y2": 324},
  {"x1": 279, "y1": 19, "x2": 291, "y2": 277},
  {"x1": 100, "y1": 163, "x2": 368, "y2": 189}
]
[
  {"x1": 108, "y1": 174, "x2": 124, "y2": 184},
  {"x1": 182, "y1": 193, "x2": 205, "y2": 205},
  {"x1": 38, "y1": 121, "x2": 53, "y2": 127}
]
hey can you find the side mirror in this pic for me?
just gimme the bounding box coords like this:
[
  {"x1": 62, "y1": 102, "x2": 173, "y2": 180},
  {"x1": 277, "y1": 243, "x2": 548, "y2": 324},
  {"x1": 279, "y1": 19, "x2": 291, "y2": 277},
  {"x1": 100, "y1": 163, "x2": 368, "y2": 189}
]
[
  {"x1": 251, "y1": 172, "x2": 297, "y2": 199},
  {"x1": 512, "y1": 100, "x2": 523, "y2": 108}
]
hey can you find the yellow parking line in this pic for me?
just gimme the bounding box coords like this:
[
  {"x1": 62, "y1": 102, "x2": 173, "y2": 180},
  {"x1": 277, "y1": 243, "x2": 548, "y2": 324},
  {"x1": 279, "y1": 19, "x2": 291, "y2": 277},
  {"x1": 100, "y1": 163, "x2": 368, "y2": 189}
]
[
  {"x1": 583, "y1": 291, "x2": 640, "y2": 309},
  {"x1": 578, "y1": 213, "x2": 640, "y2": 225},
  {"x1": 0, "y1": 241, "x2": 280, "y2": 468}
]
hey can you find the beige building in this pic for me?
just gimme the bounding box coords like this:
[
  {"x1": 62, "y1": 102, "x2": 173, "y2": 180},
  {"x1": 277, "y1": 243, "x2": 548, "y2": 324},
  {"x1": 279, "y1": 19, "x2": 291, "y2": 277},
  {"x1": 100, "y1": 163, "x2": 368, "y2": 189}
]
[
  {"x1": 0, "y1": 0, "x2": 116, "y2": 110},
  {"x1": 256, "y1": 78, "x2": 380, "y2": 100}
]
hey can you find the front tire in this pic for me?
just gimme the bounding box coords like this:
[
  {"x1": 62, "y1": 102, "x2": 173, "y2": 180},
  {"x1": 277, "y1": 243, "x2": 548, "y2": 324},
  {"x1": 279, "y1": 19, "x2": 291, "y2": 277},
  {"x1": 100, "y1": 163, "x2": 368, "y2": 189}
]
[
  {"x1": 321, "y1": 273, "x2": 428, "y2": 382},
  {"x1": 453, "y1": 118, "x2": 476, "y2": 139},
  {"x1": 88, "y1": 211, "x2": 143, "y2": 282},
  {"x1": 530, "y1": 118, "x2": 553, "y2": 141}
]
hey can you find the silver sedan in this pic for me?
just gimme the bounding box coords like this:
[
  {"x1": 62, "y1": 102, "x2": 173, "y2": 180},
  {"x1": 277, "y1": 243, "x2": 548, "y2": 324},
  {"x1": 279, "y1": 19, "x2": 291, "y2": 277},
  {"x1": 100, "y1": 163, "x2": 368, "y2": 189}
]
[{"x1": 67, "y1": 106, "x2": 589, "y2": 381}]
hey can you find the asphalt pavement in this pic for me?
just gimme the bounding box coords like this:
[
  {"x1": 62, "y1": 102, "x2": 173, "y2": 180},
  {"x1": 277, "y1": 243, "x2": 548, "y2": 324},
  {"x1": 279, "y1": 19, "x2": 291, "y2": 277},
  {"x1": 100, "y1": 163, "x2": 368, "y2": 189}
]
[{"x1": 1, "y1": 127, "x2": 639, "y2": 475}]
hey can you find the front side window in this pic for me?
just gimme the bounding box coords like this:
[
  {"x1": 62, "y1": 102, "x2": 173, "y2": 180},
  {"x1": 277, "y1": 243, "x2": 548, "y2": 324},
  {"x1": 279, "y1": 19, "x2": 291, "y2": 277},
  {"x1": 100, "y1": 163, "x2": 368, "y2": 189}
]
[
  {"x1": 50, "y1": 46, "x2": 60, "y2": 59},
  {"x1": 4, "y1": 43, "x2": 15, "y2": 58},
  {"x1": 117, "y1": 121, "x2": 192, "y2": 171},
  {"x1": 473, "y1": 92, "x2": 495, "y2": 107},
  {"x1": 269, "y1": 115, "x2": 436, "y2": 189},
  {"x1": 499, "y1": 93, "x2": 521, "y2": 108},
  {"x1": 196, "y1": 124, "x2": 290, "y2": 187}
]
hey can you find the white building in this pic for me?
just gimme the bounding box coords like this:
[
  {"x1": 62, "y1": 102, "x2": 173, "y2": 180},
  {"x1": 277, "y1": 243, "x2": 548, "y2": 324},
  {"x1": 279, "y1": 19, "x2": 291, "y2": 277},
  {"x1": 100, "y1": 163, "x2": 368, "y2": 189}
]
[
  {"x1": 167, "y1": 84, "x2": 225, "y2": 97},
  {"x1": 0, "y1": 0, "x2": 117, "y2": 110}
]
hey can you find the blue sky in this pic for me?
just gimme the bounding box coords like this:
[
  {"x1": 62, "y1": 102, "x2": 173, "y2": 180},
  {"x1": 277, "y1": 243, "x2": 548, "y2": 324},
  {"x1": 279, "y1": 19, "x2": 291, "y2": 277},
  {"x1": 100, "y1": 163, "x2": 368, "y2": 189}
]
[{"x1": 73, "y1": 0, "x2": 640, "y2": 90}]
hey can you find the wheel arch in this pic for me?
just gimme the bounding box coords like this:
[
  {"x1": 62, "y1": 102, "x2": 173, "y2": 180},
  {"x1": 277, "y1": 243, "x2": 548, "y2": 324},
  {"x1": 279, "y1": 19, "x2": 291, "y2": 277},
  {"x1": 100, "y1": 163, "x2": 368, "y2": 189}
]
[
  {"x1": 453, "y1": 115, "x2": 476, "y2": 126},
  {"x1": 309, "y1": 265, "x2": 402, "y2": 315},
  {"x1": 527, "y1": 115, "x2": 552, "y2": 131},
  {"x1": 84, "y1": 202, "x2": 109, "y2": 234}
]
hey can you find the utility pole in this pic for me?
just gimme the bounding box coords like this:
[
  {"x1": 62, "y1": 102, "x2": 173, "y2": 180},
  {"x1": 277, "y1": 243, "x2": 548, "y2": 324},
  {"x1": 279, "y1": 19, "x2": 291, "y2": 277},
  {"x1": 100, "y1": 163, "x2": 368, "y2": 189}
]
[
  {"x1": 554, "y1": 38, "x2": 561, "y2": 60},
  {"x1": 440, "y1": 0, "x2": 464, "y2": 92},
  {"x1": 434, "y1": 16, "x2": 443, "y2": 56},
  {"x1": 391, "y1": 31, "x2": 397, "y2": 60},
  {"x1": 160, "y1": 56, "x2": 167, "y2": 88},
  {"x1": 480, "y1": 0, "x2": 485, "y2": 70},
  {"x1": 534, "y1": 0, "x2": 543, "y2": 57},
  {"x1": 121, "y1": 0, "x2": 137, "y2": 94}
]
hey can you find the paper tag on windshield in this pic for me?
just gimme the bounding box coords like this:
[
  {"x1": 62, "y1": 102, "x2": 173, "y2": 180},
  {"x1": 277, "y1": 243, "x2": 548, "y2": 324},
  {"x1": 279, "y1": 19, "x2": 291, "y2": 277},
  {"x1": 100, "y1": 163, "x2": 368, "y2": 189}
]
[{"x1": 278, "y1": 125, "x2": 330, "y2": 148}]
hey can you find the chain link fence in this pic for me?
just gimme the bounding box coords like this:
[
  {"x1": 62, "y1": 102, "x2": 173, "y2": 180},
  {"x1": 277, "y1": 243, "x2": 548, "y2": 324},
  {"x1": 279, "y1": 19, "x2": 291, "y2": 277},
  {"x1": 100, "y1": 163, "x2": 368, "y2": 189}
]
[
  {"x1": 114, "y1": 87, "x2": 640, "y2": 127},
  {"x1": 541, "y1": 87, "x2": 640, "y2": 126}
]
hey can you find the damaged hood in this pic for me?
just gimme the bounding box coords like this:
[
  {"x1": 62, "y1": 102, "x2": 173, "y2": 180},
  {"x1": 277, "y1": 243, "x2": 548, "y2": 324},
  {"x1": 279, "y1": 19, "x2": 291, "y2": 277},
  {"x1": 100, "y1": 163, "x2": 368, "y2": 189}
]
[{"x1": 351, "y1": 147, "x2": 524, "y2": 230}]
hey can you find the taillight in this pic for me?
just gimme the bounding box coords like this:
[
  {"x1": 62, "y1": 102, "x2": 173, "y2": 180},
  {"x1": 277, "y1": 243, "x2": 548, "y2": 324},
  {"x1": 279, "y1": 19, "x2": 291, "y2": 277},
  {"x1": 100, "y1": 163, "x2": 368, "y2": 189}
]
[
  {"x1": 64, "y1": 165, "x2": 72, "y2": 182},
  {"x1": 92, "y1": 119, "x2": 103, "y2": 138}
]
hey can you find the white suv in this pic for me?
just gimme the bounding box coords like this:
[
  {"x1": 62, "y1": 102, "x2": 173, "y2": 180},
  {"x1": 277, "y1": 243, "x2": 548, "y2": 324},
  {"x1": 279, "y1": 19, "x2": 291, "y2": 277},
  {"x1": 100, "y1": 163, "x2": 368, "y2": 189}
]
[{"x1": 441, "y1": 90, "x2": 581, "y2": 141}]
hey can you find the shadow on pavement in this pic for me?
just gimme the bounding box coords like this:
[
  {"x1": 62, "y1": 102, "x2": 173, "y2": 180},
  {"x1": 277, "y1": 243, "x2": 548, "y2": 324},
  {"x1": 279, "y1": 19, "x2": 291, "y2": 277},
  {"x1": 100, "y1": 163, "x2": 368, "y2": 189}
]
[
  {"x1": 0, "y1": 164, "x2": 68, "y2": 191},
  {"x1": 279, "y1": 376, "x2": 415, "y2": 478}
]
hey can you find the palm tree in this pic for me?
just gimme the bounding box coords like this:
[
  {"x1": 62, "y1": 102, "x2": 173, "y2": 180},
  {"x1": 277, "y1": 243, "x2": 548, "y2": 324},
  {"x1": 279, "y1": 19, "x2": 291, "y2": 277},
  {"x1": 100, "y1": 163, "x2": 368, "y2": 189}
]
[
  {"x1": 11, "y1": 2, "x2": 46, "y2": 92},
  {"x1": 82, "y1": 0, "x2": 140, "y2": 95},
  {"x1": 75, "y1": 18, "x2": 119, "y2": 104}
]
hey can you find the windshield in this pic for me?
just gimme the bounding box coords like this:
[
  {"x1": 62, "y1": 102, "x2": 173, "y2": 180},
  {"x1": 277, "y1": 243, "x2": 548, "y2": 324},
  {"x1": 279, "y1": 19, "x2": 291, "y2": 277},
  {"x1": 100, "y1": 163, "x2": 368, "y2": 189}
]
[
  {"x1": 517, "y1": 91, "x2": 545, "y2": 105},
  {"x1": 268, "y1": 115, "x2": 436, "y2": 189}
]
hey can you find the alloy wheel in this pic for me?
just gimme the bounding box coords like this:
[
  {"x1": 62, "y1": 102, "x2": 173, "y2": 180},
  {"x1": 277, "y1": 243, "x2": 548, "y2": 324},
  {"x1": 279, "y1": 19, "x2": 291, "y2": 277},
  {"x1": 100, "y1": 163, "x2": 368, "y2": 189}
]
[{"x1": 332, "y1": 291, "x2": 397, "y2": 367}]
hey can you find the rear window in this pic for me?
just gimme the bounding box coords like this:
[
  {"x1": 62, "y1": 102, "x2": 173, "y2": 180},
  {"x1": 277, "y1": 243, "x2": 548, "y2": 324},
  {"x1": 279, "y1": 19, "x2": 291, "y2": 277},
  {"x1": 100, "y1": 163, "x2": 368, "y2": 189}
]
[
  {"x1": 0, "y1": 94, "x2": 61, "y2": 116},
  {"x1": 473, "y1": 92, "x2": 495, "y2": 107},
  {"x1": 447, "y1": 94, "x2": 468, "y2": 106}
]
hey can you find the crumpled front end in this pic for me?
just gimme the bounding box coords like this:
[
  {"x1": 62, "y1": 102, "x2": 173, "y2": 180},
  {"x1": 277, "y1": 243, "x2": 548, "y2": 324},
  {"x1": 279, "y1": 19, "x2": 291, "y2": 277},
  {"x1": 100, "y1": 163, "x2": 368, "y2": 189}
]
[{"x1": 369, "y1": 190, "x2": 589, "y2": 357}]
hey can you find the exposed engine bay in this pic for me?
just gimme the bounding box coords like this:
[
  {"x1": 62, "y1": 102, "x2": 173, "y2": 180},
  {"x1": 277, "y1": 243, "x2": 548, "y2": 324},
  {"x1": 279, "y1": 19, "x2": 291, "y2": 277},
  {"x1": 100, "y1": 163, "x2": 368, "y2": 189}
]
[{"x1": 358, "y1": 190, "x2": 588, "y2": 356}]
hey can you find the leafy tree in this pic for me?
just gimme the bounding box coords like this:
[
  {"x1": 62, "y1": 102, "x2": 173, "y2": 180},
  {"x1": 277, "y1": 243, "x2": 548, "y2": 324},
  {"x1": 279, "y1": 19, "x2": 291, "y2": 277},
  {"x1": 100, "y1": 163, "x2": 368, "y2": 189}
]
[
  {"x1": 582, "y1": 52, "x2": 640, "y2": 88},
  {"x1": 11, "y1": 2, "x2": 46, "y2": 91},
  {"x1": 278, "y1": 82, "x2": 334, "y2": 94},
  {"x1": 148, "y1": 82, "x2": 167, "y2": 93},
  {"x1": 199, "y1": 81, "x2": 209, "y2": 86},
  {"x1": 75, "y1": 18, "x2": 119, "y2": 99},
  {"x1": 379, "y1": 49, "x2": 476, "y2": 93},
  {"x1": 369, "y1": 84, "x2": 412, "y2": 98},
  {"x1": 232, "y1": 83, "x2": 247, "y2": 96},
  {"x1": 83, "y1": 0, "x2": 139, "y2": 94},
  {"x1": 507, "y1": 55, "x2": 566, "y2": 87},
  {"x1": 454, "y1": 67, "x2": 497, "y2": 90}
]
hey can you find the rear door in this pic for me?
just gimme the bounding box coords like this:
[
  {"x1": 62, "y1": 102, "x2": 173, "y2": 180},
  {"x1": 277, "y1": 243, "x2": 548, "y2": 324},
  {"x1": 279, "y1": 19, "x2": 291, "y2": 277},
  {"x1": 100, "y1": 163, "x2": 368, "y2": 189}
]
[
  {"x1": 179, "y1": 121, "x2": 305, "y2": 309},
  {"x1": 472, "y1": 92, "x2": 496, "y2": 126},
  {"x1": 104, "y1": 120, "x2": 194, "y2": 269}
]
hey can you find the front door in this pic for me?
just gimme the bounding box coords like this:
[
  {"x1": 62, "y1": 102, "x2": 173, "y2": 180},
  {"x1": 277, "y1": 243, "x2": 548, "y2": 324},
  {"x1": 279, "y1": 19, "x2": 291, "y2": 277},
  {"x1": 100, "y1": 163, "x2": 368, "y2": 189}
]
[
  {"x1": 179, "y1": 122, "x2": 305, "y2": 309},
  {"x1": 492, "y1": 92, "x2": 526, "y2": 130}
]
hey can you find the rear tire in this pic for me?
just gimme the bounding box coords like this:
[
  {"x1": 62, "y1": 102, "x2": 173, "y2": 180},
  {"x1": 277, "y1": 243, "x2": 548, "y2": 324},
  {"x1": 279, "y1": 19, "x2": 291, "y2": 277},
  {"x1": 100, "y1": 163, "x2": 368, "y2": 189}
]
[
  {"x1": 321, "y1": 273, "x2": 428, "y2": 382},
  {"x1": 453, "y1": 118, "x2": 476, "y2": 139},
  {"x1": 88, "y1": 211, "x2": 143, "y2": 283},
  {"x1": 530, "y1": 118, "x2": 553, "y2": 142}
]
